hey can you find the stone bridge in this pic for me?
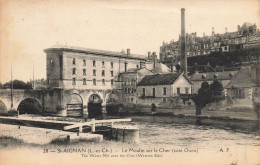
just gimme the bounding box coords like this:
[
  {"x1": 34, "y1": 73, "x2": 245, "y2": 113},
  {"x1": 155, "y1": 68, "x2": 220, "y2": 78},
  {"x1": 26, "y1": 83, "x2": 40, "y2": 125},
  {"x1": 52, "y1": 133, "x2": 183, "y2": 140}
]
[{"x1": 0, "y1": 88, "x2": 123, "y2": 117}]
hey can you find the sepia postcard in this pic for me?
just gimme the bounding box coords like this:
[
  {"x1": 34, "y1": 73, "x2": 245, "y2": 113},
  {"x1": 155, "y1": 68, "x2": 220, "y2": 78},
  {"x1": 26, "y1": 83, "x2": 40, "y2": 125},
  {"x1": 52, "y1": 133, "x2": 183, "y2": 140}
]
[{"x1": 0, "y1": 0, "x2": 260, "y2": 165}]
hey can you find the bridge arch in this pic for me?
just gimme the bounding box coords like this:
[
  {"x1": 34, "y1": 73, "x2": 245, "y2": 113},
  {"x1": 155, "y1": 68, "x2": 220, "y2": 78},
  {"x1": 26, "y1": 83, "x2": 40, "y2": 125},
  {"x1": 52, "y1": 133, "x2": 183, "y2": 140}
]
[
  {"x1": 66, "y1": 93, "x2": 83, "y2": 117},
  {"x1": 0, "y1": 100, "x2": 8, "y2": 114},
  {"x1": 87, "y1": 93, "x2": 103, "y2": 119},
  {"x1": 17, "y1": 98, "x2": 43, "y2": 115}
]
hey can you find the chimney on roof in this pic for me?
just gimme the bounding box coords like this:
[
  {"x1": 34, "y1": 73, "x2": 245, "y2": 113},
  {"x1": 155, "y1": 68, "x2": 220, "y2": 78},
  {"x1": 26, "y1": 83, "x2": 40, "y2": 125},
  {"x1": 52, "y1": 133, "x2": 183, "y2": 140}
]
[
  {"x1": 148, "y1": 52, "x2": 151, "y2": 59},
  {"x1": 225, "y1": 27, "x2": 227, "y2": 33},
  {"x1": 180, "y1": 8, "x2": 187, "y2": 76},
  {"x1": 127, "y1": 49, "x2": 130, "y2": 56},
  {"x1": 152, "y1": 52, "x2": 157, "y2": 69},
  {"x1": 212, "y1": 27, "x2": 215, "y2": 36},
  {"x1": 203, "y1": 32, "x2": 205, "y2": 37}
]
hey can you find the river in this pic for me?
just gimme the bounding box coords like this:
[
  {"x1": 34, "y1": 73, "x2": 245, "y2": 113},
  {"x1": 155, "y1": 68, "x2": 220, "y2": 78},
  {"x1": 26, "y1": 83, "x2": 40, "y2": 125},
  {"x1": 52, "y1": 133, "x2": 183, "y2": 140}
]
[{"x1": 0, "y1": 115, "x2": 260, "y2": 165}]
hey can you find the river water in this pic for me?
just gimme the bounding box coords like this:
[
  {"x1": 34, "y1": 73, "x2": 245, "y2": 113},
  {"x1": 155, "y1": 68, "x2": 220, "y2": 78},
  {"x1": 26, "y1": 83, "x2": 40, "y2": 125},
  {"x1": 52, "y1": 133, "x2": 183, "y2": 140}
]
[{"x1": 1, "y1": 115, "x2": 260, "y2": 165}]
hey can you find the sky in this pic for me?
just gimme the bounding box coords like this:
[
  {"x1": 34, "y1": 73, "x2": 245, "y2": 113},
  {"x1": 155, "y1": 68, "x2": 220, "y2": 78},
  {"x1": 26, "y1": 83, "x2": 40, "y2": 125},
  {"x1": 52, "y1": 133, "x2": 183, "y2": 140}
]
[{"x1": 0, "y1": 0, "x2": 259, "y2": 83}]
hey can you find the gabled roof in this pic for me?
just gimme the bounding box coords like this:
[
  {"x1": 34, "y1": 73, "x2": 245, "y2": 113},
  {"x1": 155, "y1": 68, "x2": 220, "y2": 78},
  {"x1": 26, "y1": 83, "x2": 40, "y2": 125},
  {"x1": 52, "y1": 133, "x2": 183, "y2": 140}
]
[
  {"x1": 190, "y1": 71, "x2": 237, "y2": 81},
  {"x1": 137, "y1": 73, "x2": 192, "y2": 86},
  {"x1": 118, "y1": 67, "x2": 151, "y2": 75},
  {"x1": 44, "y1": 45, "x2": 147, "y2": 60},
  {"x1": 225, "y1": 67, "x2": 254, "y2": 88}
]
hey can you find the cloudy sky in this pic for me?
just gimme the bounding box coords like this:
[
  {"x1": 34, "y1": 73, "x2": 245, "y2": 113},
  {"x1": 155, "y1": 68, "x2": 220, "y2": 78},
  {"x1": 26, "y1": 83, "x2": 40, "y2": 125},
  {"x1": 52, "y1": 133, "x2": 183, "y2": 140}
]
[{"x1": 0, "y1": 0, "x2": 259, "y2": 83}]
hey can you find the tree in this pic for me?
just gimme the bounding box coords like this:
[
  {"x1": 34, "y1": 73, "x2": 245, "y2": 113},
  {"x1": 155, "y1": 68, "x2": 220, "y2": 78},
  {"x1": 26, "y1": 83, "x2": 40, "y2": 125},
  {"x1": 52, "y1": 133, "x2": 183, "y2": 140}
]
[
  {"x1": 192, "y1": 80, "x2": 224, "y2": 116},
  {"x1": 192, "y1": 81, "x2": 211, "y2": 116},
  {"x1": 2, "y1": 80, "x2": 32, "y2": 89},
  {"x1": 208, "y1": 80, "x2": 224, "y2": 102}
]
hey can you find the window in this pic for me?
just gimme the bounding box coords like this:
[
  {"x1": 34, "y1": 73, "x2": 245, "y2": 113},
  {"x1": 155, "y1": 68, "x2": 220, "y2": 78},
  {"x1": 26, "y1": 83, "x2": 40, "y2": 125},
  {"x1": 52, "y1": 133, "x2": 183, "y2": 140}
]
[
  {"x1": 83, "y1": 78, "x2": 86, "y2": 85},
  {"x1": 131, "y1": 79, "x2": 135, "y2": 85},
  {"x1": 93, "y1": 79, "x2": 96, "y2": 86},
  {"x1": 72, "y1": 58, "x2": 75, "y2": 65},
  {"x1": 185, "y1": 87, "x2": 189, "y2": 94},
  {"x1": 136, "y1": 65, "x2": 139, "y2": 68},
  {"x1": 142, "y1": 88, "x2": 145, "y2": 96},
  {"x1": 177, "y1": 88, "x2": 180, "y2": 94},
  {"x1": 83, "y1": 69, "x2": 86, "y2": 76},
  {"x1": 111, "y1": 80, "x2": 114, "y2": 85},
  {"x1": 47, "y1": 78, "x2": 50, "y2": 85},
  {"x1": 237, "y1": 89, "x2": 245, "y2": 99},
  {"x1": 163, "y1": 98, "x2": 167, "y2": 102},
  {"x1": 153, "y1": 88, "x2": 155, "y2": 97},
  {"x1": 102, "y1": 70, "x2": 105, "y2": 77},
  {"x1": 225, "y1": 46, "x2": 228, "y2": 50},
  {"x1": 83, "y1": 59, "x2": 86, "y2": 66},
  {"x1": 128, "y1": 88, "x2": 131, "y2": 94},
  {"x1": 93, "y1": 60, "x2": 96, "y2": 67},
  {"x1": 111, "y1": 62, "x2": 113, "y2": 68},
  {"x1": 93, "y1": 69, "x2": 96, "y2": 76},
  {"x1": 125, "y1": 88, "x2": 127, "y2": 93},
  {"x1": 72, "y1": 68, "x2": 76, "y2": 75},
  {"x1": 131, "y1": 98, "x2": 134, "y2": 102},
  {"x1": 163, "y1": 87, "x2": 167, "y2": 95},
  {"x1": 131, "y1": 88, "x2": 134, "y2": 93},
  {"x1": 102, "y1": 61, "x2": 105, "y2": 67},
  {"x1": 102, "y1": 79, "x2": 105, "y2": 85},
  {"x1": 72, "y1": 78, "x2": 76, "y2": 85},
  {"x1": 110, "y1": 71, "x2": 114, "y2": 77}
]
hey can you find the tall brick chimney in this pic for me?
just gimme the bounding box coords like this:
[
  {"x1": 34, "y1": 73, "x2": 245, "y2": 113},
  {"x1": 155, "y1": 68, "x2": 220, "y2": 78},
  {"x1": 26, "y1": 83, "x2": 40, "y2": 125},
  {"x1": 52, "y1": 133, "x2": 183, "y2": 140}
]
[{"x1": 180, "y1": 8, "x2": 187, "y2": 76}]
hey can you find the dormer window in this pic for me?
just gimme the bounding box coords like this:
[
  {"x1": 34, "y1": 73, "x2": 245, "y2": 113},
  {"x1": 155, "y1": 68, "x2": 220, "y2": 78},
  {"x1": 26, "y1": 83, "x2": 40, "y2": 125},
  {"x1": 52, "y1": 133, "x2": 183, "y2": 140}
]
[{"x1": 202, "y1": 74, "x2": 207, "y2": 79}]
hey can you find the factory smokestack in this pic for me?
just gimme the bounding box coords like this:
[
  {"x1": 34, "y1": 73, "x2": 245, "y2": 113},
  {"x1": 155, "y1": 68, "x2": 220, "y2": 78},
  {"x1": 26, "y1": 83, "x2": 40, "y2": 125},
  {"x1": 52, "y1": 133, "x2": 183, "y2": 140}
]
[{"x1": 180, "y1": 8, "x2": 187, "y2": 76}]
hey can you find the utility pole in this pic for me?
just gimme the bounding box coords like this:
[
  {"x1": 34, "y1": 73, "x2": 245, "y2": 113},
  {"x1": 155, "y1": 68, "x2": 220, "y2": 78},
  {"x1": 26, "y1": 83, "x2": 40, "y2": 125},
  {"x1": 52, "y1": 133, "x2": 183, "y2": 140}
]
[
  {"x1": 33, "y1": 65, "x2": 35, "y2": 90},
  {"x1": 11, "y1": 64, "x2": 13, "y2": 109}
]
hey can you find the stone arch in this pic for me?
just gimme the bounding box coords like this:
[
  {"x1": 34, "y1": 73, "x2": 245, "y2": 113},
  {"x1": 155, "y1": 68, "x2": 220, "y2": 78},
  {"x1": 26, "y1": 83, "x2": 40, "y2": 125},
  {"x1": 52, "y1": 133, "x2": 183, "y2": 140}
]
[
  {"x1": 17, "y1": 98, "x2": 43, "y2": 115},
  {"x1": 88, "y1": 93, "x2": 103, "y2": 103},
  {"x1": 0, "y1": 100, "x2": 8, "y2": 114},
  {"x1": 66, "y1": 93, "x2": 83, "y2": 117},
  {"x1": 87, "y1": 93, "x2": 104, "y2": 119},
  {"x1": 106, "y1": 92, "x2": 120, "y2": 104}
]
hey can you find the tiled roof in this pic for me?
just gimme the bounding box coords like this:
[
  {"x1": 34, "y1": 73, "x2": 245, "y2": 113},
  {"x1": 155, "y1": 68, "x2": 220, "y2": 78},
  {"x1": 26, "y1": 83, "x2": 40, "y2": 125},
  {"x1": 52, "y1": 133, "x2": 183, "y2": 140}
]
[
  {"x1": 137, "y1": 73, "x2": 191, "y2": 86},
  {"x1": 225, "y1": 67, "x2": 254, "y2": 88},
  {"x1": 44, "y1": 45, "x2": 147, "y2": 60},
  {"x1": 190, "y1": 71, "x2": 238, "y2": 81}
]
